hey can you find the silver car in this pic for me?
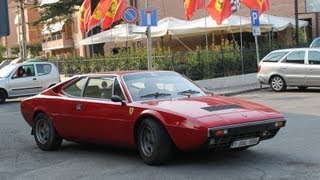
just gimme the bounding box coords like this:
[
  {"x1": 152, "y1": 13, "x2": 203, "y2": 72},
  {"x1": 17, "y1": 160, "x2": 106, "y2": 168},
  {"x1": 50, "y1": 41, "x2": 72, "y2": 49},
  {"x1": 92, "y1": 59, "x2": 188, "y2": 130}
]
[
  {"x1": 0, "y1": 61, "x2": 60, "y2": 103},
  {"x1": 257, "y1": 48, "x2": 320, "y2": 92}
]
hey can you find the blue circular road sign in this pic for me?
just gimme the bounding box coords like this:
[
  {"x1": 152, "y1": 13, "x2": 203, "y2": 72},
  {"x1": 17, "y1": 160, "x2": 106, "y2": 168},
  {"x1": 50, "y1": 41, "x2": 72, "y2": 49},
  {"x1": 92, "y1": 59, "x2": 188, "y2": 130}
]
[{"x1": 122, "y1": 6, "x2": 139, "y2": 24}]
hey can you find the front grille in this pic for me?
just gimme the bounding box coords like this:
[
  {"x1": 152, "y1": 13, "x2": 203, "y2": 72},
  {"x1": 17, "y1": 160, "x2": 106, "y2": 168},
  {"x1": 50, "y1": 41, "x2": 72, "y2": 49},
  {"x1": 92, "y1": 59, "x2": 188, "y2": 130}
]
[{"x1": 206, "y1": 120, "x2": 285, "y2": 151}]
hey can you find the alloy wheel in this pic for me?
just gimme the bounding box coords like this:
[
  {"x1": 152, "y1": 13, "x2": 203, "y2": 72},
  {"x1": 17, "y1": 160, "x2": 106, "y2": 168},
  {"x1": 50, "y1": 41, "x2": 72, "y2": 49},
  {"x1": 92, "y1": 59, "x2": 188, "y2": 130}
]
[{"x1": 140, "y1": 126, "x2": 155, "y2": 157}]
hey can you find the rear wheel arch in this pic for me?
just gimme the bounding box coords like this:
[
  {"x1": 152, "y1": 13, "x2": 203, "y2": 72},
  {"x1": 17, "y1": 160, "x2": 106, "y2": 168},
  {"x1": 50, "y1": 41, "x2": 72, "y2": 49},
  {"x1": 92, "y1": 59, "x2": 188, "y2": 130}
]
[
  {"x1": 268, "y1": 74, "x2": 284, "y2": 84},
  {"x1": 0, "y1": 88, "x2": 8, "y2": 104},
  {"x1": 48, "y1": 84, "x2": 56, "y2": 88}
]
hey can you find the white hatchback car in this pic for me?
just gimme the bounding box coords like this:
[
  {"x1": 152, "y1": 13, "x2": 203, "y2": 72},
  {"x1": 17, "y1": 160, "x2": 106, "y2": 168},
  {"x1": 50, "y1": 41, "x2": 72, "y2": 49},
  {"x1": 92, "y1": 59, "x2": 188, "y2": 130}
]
[
  {"x1": 257, "y1": 48, "x2": 320, "y2": 92},
  {"x1": 0, "y1": 61, "x2": 60, "y2": 103}
]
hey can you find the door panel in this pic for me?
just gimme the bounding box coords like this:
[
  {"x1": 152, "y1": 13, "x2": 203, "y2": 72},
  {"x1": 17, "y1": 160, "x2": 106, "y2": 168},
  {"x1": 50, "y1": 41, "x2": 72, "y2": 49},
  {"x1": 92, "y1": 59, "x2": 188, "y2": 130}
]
[
  {"x1": 8, "y1": 65, "x2": 40, "y2": 96},
  {"x1": 306, "y1": 50, "x2": 320, "y2": 86},
  {"x1": 281, "y1": 51, "x2": 307, "y2": 86}
]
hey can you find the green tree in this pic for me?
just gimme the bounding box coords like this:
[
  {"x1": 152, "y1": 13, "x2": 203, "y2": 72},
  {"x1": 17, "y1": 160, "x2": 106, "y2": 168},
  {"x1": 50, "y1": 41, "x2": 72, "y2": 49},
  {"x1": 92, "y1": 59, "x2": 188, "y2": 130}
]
[
  {"x1": 0, "y1": 44, "x2": 6, "y2": 61},
  {"x1": 32, "y1": 0, "x2": 99, "y2": 26},
  {"x1": 27, "y1": 43, "x2": 42, "y2": 57}
]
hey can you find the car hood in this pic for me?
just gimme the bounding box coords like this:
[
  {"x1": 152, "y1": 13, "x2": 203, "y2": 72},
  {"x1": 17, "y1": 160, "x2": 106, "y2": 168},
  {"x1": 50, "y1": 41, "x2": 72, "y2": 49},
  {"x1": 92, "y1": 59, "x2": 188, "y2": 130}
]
[{"x1": 138, "y1": 96, "x2": 282, "y2": 126}]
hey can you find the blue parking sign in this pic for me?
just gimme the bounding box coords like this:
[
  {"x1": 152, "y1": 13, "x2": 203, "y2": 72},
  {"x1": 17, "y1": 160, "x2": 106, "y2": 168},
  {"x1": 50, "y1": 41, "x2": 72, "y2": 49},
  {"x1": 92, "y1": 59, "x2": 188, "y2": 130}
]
[{"x1": 251, "y1": 9, "x2": 260, "y2": 27}]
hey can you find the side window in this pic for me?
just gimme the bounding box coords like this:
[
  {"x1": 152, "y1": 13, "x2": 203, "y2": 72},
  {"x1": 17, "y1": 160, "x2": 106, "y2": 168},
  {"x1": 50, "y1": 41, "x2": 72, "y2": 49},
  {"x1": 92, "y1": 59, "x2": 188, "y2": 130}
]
[
  {"x1": 262, "y1": 52, "x2": 289, "y2": 62},
  {"x1": 36, "y1": 64, "x2": 52, "y2": 76},
  {"x1": 308, "y1": 51, "x2": 320, "y2": 65},
  {"x1": 84, "y1": 78, "x2": 103, "y2": 99},
  {"x1": 63, "y1": 78, "x2": 87, "y2": 97},
  {"x1": 13, "y1": 65, "x2": 35, "y2": 78},
  {"x1": 284, "y1": 51, "x2": 305, "y2": 64},
  {"x1": 113, "y1": 79, "x2": 125, "y2": 100},
  {"x1": 83, "y1": 77, "x2": 114, "y2": 99}
]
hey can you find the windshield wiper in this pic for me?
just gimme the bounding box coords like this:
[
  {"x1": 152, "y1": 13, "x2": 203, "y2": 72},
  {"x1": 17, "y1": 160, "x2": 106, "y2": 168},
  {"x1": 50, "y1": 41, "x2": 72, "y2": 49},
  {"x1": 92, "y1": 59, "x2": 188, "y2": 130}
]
[
  {"x1": 178, "y1": 89, "x2": 200, "y2": 96},
  {"x1": 140, "y1": 92, "x2": 172, "y2": 99}
]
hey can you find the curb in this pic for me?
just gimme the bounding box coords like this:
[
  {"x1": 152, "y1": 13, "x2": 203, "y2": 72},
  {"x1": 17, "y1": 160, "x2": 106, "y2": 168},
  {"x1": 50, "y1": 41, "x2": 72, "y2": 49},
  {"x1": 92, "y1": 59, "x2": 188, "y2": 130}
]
[{"x1": 218, "y1": 86, "x2": 270, "y2": 96}]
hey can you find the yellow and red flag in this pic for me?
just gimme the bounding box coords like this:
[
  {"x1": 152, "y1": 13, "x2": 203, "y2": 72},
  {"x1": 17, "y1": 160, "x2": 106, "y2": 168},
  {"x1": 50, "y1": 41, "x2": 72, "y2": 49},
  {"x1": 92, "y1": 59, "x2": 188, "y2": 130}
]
[
  {"x1": 101, "y1": 0, "x2": 125, "y2": 30},
  {"x1": 240, "y1": 0, "x2": 269, "y2": 14},
  {"x1": 88, "y1": 0, "x2": 113, "y2": 30},
  {"x1": 184, "y1": 0, "x2": 205, "y2": 21},
  {"x1": 79, "y1": 0, "x2": 91, "y2": 32},
  {"x1": 207, "y1": 0, "x2": 240, "y2": 25}
]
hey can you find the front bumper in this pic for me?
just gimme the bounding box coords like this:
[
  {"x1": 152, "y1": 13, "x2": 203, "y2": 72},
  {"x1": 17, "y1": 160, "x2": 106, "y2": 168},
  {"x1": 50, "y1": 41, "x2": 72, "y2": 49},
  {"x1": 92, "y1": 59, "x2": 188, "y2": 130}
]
[{"x1": 206, "y1": 119, "x2": 286, "y2": 150}]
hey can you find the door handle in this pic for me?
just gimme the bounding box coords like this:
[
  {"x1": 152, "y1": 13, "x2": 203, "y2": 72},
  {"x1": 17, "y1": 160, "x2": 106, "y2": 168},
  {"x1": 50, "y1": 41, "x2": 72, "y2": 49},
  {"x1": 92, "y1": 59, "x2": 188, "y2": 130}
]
[
  {"x1": 76, "y1": 104, "x2": 83, "y2": 110},
  {"x1": 33, "y1": 78, "x2": 37, "y2": 80},
  {"x1": 282, "y1": 67, "x2": 287, "y2": 70},
  {"x1": 309, "y1": 69, "x2": 314, "y2": 71}
]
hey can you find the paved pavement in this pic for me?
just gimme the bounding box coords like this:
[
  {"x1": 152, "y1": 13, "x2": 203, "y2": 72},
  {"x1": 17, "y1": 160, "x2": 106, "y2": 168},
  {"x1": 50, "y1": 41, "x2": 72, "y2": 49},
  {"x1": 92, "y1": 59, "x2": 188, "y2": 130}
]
[{"x1": 61, "y1": 73, "x2": 269, "y2": 96}]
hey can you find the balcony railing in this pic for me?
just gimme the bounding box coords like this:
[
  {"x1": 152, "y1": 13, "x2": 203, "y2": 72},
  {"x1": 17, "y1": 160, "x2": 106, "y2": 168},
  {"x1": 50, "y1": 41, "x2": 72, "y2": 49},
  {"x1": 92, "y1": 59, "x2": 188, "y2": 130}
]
[{"x1": 42, "y1": 32, "x2": 73, "y2": 51}]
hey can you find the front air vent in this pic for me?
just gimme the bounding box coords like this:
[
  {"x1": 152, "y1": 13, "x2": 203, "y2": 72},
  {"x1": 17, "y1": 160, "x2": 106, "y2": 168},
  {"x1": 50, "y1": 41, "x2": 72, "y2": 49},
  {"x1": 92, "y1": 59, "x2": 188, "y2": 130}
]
[{"x1": 202, "y1": 104, "x2": 243, "y2": 112}]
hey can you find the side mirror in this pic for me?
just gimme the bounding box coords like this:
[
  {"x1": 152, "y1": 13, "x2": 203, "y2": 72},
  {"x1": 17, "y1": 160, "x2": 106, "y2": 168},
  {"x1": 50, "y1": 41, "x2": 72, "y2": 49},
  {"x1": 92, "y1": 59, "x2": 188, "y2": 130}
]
[{"x1": 111, "y1": 95, "x2": 126, "y2": 106}]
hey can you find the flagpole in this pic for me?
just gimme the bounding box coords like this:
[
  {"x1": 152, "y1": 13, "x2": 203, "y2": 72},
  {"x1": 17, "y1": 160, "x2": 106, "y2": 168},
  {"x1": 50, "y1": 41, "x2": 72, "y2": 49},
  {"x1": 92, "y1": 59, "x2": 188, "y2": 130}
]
[
  {"x1": 240, "y1": 15, "x2": 244, "y2": 74},
  {"x1": 204, "y1": 2, "x2": 209, "y2": 51}
]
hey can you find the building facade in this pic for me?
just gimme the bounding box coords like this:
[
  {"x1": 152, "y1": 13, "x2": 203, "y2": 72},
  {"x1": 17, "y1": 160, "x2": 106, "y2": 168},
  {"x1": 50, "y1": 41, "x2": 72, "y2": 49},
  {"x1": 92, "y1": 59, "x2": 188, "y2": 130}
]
[{"x1": 1, "y1": 1, "x2": 42, "y2": 58}]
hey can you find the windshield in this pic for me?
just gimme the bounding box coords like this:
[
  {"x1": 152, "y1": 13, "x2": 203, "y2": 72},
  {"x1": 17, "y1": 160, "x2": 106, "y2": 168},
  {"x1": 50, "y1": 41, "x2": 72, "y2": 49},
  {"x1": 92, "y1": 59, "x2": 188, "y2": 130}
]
[
  {"x1": 0, "y1": 65, "x2": 16, "y2": 78},
  {"x1": 262, "y1": 51, "x2": 289, "y2": 62},
  {"x1": 123, "y1": 71, "x2": 206, "y2": 102}
]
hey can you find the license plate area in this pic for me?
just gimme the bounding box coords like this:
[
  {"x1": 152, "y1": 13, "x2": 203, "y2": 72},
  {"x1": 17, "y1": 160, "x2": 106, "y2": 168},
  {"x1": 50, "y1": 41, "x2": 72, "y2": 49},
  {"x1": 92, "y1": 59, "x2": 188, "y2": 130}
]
[{"x1": 230, "y1": 137, "x2": 260, "y2": 149}]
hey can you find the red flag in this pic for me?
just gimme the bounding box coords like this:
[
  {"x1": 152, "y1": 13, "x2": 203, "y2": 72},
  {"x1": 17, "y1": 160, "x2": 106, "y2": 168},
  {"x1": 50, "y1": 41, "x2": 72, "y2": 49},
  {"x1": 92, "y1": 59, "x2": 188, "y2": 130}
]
[
  {"x1": 184, "y1": 0, "x2": 205, "y2": 21},
  {"x1": 88, "y1": 0, "x2": 112, "y2": 30},
  {"x1": 241, "y1": 0, "x2": 269, "y2": 14},
  {"x1": 101, "y1": 0, "x2": 125, "y2": 30},
  {"x1": 79, "y1": 0, "x2": 91, "y2": 32},
  {"x1": 207, "y1": 0, "x2": 240, "y2": 25}
]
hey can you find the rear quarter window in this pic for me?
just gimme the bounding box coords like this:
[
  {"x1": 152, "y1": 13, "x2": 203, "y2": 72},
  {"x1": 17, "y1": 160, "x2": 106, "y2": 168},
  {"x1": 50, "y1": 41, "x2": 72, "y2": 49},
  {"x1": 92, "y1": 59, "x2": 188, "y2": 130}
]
[
  {"x1": 36, "y1": 64, "x2": 52, "y2": 76},
  {"x1": 262, "y1": 52, "x2": 289, "y2": 62}
]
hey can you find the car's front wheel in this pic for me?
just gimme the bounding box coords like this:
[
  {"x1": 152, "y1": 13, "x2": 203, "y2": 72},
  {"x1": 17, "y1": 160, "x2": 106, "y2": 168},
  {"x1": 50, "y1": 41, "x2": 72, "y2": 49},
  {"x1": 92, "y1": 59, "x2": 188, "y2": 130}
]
[
  {"x1": 34, "y1": 113, "x2": 62, "y2": 151},
  {"x1": 270, "y1": 76, "x2": 287, "y2": 92},
  {"x1": 137, "y1": 118, "x2": 174, "y2": 165},
  {"x1": 0, "y1": 89, "x2": 7, "y2": 104}
]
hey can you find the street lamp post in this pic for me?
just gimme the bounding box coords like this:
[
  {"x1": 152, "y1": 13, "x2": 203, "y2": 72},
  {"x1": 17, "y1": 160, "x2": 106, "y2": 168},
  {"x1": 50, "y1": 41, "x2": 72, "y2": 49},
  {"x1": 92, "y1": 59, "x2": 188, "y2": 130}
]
[{"x1": 18, "y1": 0, "x2": 27, "y2": 61}]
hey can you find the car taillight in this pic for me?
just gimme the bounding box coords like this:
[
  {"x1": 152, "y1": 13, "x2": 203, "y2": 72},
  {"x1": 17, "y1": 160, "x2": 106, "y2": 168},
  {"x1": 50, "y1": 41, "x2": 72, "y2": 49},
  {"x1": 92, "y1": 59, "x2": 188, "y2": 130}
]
[{"x1": 258, "y1": 65, "x2": 261, "y2": 73}]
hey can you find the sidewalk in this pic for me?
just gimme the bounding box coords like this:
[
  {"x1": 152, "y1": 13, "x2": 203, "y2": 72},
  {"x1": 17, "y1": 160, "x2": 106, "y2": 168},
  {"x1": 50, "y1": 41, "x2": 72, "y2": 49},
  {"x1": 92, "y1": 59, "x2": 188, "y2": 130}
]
[
  {"x1": 60, "y1": 73, "x2": 268, "y2": 96},
  {"x1": 195, "y1": 73, "x2": 269, "y2": 96}
]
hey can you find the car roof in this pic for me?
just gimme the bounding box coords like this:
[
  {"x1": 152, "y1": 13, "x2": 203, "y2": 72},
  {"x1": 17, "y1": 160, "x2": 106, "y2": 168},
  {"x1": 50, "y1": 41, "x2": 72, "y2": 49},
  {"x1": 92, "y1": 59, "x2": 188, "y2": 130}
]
[
  {"x1": 269, "y1": 47, "x2": 320, "y2": 53},
  {"x1": 76, "y1": 70, "x2": 175, "y2": 78}
]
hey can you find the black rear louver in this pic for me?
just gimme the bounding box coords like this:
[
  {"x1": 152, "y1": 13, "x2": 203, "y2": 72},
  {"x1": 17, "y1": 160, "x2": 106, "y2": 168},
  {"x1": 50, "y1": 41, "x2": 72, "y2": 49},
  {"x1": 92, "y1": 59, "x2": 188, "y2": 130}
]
[{"x1": 202, "y1": 104, "x2": 243, "y2": 112}]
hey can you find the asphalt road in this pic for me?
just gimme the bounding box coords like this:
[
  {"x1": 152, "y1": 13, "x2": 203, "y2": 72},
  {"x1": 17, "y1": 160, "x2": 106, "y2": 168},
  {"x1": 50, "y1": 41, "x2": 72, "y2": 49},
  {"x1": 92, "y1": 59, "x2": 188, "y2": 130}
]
[{"x1": 1, "y1": 88, "x2": 320, "y2": 180}]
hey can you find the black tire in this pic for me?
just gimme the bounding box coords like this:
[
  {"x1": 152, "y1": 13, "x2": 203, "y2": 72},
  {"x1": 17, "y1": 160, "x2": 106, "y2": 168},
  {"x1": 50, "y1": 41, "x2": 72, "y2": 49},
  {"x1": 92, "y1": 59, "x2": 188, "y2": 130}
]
[
  {"x1": 298, "y1": 86, "x2": 308, "y2": 91},
  {"x1": 137, "y1": 118, "x2": 174, "y2": 165},
  {"x1": 0, "y1": 89, "x2": 7, "y2": 104},
  {"x1": 270, "y1": 76, "x2": 287, "y2": 92},
  {"x1": 33, "y1": 113, "x2": 62, "y2": 151}
]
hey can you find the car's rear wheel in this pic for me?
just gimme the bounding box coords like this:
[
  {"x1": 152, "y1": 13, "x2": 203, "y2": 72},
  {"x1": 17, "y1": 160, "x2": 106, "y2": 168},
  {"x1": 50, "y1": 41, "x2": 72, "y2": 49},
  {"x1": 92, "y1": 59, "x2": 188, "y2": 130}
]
[
  {"x1": 270, "y1": 76, "x2": 287, "y2": 92},
  {"x1": 298, "y1": 86, "x2": 308, "y2": 91},
  {"x1": 34, "y1": 113, "x2": 62, "y2": 151},
  {"x1": 137, "y1": 118, "x2": 174, "y2": 165},
  {"x1": 0, "y1": 89, "x2": 7, "y2": 104}
]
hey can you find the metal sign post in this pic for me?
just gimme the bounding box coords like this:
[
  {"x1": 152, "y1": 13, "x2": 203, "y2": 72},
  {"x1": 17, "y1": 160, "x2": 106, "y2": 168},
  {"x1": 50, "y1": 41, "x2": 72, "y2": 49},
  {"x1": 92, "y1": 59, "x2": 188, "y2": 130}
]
[
  {"x1": 141, "y1": 2, "x2": 157, "y2": 70},
  {"x1": 251, "y1": 10, "x2": 261, "y2": 67}
]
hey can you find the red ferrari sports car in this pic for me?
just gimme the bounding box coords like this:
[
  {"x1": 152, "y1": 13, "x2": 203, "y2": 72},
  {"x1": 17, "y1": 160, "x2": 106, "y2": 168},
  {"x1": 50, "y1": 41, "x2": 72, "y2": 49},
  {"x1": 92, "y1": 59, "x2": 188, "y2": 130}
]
[{"x1": 21, "y1": 71, "x2": 286, "y2": 165}]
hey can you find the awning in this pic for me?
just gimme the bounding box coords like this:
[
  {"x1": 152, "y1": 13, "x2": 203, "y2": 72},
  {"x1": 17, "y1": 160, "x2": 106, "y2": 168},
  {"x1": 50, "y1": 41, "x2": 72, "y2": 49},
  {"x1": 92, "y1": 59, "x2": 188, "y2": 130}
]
[
  {"x1": 79, "y1": 14, "x2": 309, "y2": 45},
  {"x1": 42, "y1": 20, "x2": 66, "y2": 35},
  {"x1": 40, "y1": 0, "x2": 59, "y2": 6}
]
